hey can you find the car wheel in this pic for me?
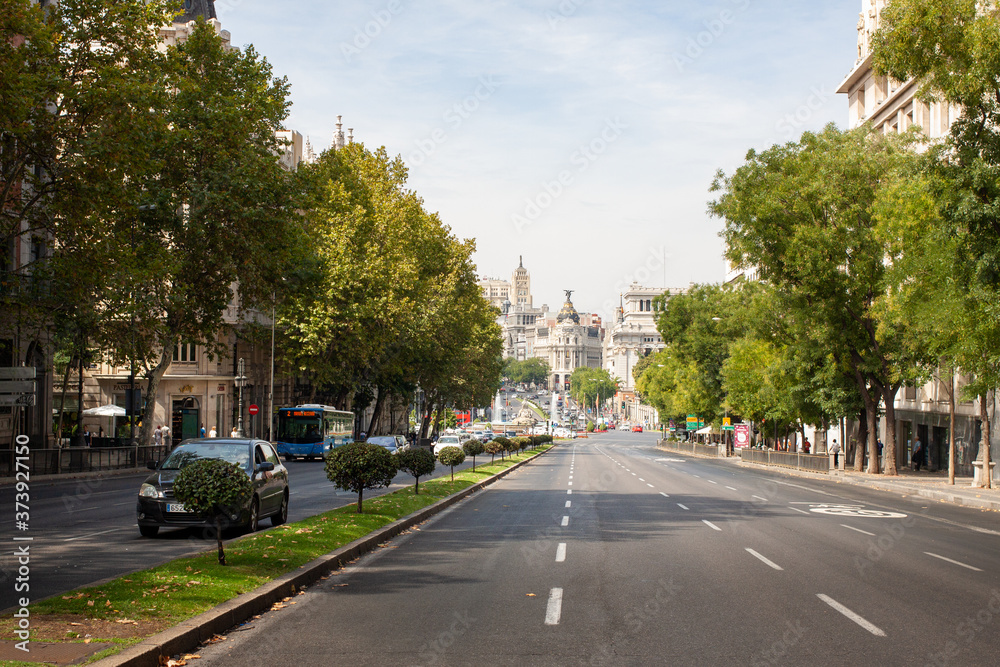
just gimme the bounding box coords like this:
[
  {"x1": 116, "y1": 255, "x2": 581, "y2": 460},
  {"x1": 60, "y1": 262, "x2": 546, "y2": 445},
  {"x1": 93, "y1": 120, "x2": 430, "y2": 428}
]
[
  {"x1": 271, "y1": 491, "x2": 288, "y2": 526},
  {"x1": 247, "y1": 497, "x2": 260, "y2": 533},
  {"x1": 139, "y1": 525, "x2": 159, "y2": 538},
  {"x1": 285, "y1": 455, "x2": 296, "y2": 461}
]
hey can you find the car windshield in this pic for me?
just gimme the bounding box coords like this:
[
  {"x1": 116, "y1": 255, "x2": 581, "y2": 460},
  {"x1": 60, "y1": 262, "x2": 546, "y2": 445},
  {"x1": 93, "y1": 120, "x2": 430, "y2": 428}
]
[
  {"x1": 160, "y1": 443, "x2": 250, "y2": 470},
  {"x1": 438, "y1": 436, "x2": 459, "y2": 444},
  {"x1": 368, "y1": 436, "x2": 397, "y2": 448}
]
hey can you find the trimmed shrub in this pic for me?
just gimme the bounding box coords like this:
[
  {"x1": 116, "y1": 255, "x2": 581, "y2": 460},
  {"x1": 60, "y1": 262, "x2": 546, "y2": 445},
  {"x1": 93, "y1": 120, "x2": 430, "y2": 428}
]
[
  {"x1": 587, "y1": 421, "x2": 595, "y2": 432},
  {"x1": 396, "y1": 448, "x2": 436, "y2": 494},
  {"x1": 325, "y1": 442, "x2": 397, "y2": 513},
  {"x1": 485, "y1": 438, "x2": 506, "y2": 463},
  {"x1": 438, "y1": 446, "x2": 466, "y2": 481},
  {"x1": 463, "y1": 440, "x2": 485, "y2": 471},
  {"x1": 172, "y1": 458, "x2": 251, "y2": 565}
]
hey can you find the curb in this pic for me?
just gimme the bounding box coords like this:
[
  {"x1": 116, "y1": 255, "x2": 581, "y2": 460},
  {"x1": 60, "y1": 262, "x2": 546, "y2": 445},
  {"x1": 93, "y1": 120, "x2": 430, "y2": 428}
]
[{"x1": 92, "y1": 447, "x2": 554, "y2": 667}]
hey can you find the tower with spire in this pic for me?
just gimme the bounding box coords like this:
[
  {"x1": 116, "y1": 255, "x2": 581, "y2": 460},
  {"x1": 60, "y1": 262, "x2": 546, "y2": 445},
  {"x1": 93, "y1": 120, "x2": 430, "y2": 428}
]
[{"x1": 175, "y1": 0, "x2": 217, "y2": 23}]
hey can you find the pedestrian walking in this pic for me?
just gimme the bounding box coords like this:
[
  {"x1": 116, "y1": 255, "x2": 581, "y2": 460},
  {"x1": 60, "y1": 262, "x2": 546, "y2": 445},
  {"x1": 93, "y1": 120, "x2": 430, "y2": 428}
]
[
  {"x1": 153, "y1": 425, "x2": 163, "y2": 446},
  {"x1": 831, "y1": 439, "x2": 841, "y2": 468},
  {"x1": 161, "y1": 424, "x2": 170, "y2": 448},
  {"x1": 209, "y1": 426, "x2": 218, "y2": 438},
  {"x1": 200, "y1": 424, "x2": 206, "y2": 438},
  {"x1": 912, "y1": 438, "x2": 923, "y2": 471},
  {"x1": 230, "y1": 426, "x2": 238, "y2": 437}
]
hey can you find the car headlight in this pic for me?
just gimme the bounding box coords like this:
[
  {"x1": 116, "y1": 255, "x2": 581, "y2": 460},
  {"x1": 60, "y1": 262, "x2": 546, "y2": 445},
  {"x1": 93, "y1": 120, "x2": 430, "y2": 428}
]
[{"x1": 139, "y1": 483, "x2": 160, "y2": 499}]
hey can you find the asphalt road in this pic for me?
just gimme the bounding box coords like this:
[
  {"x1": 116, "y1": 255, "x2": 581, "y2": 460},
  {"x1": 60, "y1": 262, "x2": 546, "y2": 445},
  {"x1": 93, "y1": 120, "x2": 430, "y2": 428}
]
[
  {"x1": 0, "y1": 450, "x2": 491, "y2": 611},
  {"x1": 192, "y1": 432, "x2": 1000, "y2": 666}
]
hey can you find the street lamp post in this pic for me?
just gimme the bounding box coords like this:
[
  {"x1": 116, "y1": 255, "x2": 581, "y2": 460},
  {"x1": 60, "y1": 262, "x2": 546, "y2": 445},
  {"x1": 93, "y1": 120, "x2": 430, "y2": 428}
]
[
  {"x1": 268, "y1": 295, "x2": 275, "y2": 442},
  {"x1": 235, "y1": 358, "x2": 247, "y2": 437}
]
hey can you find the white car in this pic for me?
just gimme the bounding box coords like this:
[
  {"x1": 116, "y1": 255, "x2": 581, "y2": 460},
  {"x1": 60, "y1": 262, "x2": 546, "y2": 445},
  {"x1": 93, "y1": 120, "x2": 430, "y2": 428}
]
[{"x1": 433, "y1": 435, "x2": 463, "y2": 455}]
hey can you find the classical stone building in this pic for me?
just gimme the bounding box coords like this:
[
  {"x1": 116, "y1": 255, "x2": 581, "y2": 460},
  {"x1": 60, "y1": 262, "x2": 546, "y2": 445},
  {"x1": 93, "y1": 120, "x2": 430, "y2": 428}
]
[
  {"x1": 603, "y1": 283, "x2": 685, "y2": 392},
  {"x1": 531, "y1": 291, "x2": 604, "y2": 392}
]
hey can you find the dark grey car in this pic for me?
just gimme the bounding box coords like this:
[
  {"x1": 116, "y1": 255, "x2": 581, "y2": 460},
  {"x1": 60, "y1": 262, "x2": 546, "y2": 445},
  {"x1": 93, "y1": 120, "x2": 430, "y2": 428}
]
[{"x1": 136, "y1": 438, "x2": 289, "y2": 537}]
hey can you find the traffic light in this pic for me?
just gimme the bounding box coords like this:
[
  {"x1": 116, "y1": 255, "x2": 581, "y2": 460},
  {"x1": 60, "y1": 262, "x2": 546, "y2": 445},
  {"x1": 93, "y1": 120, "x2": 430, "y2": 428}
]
[{"x1": 620, "y1": 401, "x2": 625, "y2": 410}]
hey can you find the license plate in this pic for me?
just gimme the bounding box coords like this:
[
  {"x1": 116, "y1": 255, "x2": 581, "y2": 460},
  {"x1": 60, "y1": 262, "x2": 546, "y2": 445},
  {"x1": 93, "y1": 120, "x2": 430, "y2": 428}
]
[{"x1": 167, "y1": 503, "x2": 191, "y2": 513}]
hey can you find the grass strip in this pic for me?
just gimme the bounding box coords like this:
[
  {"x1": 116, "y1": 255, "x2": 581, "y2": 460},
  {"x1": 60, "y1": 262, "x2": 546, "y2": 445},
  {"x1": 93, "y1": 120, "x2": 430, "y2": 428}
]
[{"x1": 0, "y1": 446, "x2": 552, "y2": 665}]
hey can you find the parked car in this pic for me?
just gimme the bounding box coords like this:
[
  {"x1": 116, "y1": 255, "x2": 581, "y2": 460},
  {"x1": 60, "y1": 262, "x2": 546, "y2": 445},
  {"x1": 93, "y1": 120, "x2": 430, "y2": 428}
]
[
  {"x1": 433, "y1": 435, "x2": 463, "y2": 455},
  {"x1": 367, "y1": 435, "x2": 409, "y2": 454},
  {"x1": 136, "y1": 438, "x2": 289, "y2": 537},
  {"x1": 632, "y1": 425, "x2": 644, "y2": 433}
]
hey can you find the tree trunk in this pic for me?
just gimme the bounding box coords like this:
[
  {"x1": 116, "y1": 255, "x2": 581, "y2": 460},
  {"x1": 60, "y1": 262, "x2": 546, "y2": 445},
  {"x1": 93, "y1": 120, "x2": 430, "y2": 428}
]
[
  {"x1": 980, "y1": 392, "x2": 992, "y2": 490},
  {"x1": 74, "y1": 354, "x2": 85, "y2": 446},
  {"x1": 881, "y1": 382, "x2": 901, "y2": 476},
  {"x1": 140, "y1": 343, "x2": 175, "y2": 449},
  {"x1": 366, "y1": 386, "x2": 385, "y2": 436},
  {"x1": 55, "y1": 356, "x2": 74, "y2": 446},
  {"x1": 216, "y1": 516, "x2": 226, "y2": 565},
  {"x1": 356, "y1": 488, "x2": 364, "y2": 513},
  {"x1": 854, "y1": 408, "x2": 868, "y2": 472},
  {"x1": 948, "y1": 372, "x2": 956, "y2": 486}
]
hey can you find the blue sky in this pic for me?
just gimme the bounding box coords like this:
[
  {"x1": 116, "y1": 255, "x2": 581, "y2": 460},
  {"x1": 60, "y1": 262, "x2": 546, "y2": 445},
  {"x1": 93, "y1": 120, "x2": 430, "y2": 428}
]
[{"x1": 216, "y1": 0, "x2": 862, "y2": 320}]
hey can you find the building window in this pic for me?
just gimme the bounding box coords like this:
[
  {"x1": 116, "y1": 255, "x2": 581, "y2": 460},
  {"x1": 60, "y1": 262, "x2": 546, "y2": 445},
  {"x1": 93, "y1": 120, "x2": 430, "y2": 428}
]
[{"x1": 173, "y1": 343, "x2": 197, "y2": 363}]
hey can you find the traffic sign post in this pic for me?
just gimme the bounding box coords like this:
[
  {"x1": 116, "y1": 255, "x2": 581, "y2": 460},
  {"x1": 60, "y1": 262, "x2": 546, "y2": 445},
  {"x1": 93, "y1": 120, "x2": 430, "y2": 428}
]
[{"x1": 248, "y1": 404, "x2": 259, "y2": 416}]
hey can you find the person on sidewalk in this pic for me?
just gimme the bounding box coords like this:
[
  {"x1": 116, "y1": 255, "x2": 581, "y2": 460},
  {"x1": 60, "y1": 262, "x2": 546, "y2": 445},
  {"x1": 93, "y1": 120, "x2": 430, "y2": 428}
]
[
  {"x1": 913, "y1": 438, "x2": 923, "y2": 471},
  {"x1": 209, "y1": 425, "x2": 218, "y2": 438},
  {"x1": 153, "y1": 425, "x2": 163, "y2": 447},
  {"x1": 831, "y1": 439, "x2": 841, "y2": 468}
]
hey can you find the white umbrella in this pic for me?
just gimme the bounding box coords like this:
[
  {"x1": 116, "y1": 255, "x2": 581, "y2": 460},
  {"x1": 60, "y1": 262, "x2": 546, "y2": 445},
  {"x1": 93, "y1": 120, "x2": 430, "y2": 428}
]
[{"x1": 82, "y1": 404, "x2": 127, "y2": 417}]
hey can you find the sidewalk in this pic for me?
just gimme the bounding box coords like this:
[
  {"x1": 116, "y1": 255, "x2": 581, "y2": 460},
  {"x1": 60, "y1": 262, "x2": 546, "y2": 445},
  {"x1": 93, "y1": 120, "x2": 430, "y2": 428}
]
[{"x1": 827, "y1": 466, "x2": 1000, "y2": 512}]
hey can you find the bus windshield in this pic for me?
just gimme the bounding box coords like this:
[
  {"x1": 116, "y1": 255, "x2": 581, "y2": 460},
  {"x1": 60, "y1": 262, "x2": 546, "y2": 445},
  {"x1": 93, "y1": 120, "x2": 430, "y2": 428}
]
[{"x1": 277, "y1": 415, "x2": 323, "y2": 444}]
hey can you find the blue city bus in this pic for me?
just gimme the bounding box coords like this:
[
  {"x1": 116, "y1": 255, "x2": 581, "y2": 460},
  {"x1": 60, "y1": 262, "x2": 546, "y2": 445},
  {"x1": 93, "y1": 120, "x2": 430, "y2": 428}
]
[{"x1": 275, "y1": 405, "x2": 354, "y2": 461}]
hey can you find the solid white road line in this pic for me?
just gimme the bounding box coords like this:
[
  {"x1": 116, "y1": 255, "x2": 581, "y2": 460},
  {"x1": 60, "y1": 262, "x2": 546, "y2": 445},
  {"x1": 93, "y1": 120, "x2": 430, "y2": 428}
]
[
  {"x1": 556, "y1": 543, "x2": 566, "y2": 563},
  {"x1": 561, "y1": 516, "x2": 570, "y2": 526},
  {"x1": 745, "y1": 548, "x2": 783, "y2": 570},
  {"x1": 702, "y1": 520, "x2": 721, "y2": 531},
  {"x1": 63, "y1": 528, "x2": 125, "y2": 542},
  {"x1": 659, "y1": 492, "x2": 670, "y2": 498},
  {"x1": 677, "y1": 503, "x2": 689, "y2": 510},
  {"x1": 817, "y1": 594, "x2": 886, "y2": 637},
  {"x1": 789, "y1": 508, "x2": 811, "y2": 515},
  {"x1": 925, "y1": 552, "x2": 983, "y2": 572},
  {"x1": 545, "y1": 588, "x2": 564, "y2": 625},
  {"x1": 841, "y1": 524, "x2": 876, "y2": 536}
]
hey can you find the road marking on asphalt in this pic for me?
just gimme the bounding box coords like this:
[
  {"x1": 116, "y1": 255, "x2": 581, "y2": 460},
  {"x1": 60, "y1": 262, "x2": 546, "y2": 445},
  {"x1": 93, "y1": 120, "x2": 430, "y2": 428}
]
[
  {"x1": 752, "y1": 495, "x2": 768, "y2": 502},
  {"x1": 677, "y1": 503, "x2": 689, "y2": 510},
  {"x1": 565, "y1": 501, "x2": 571, "y2": 508},
  {"x1": 841, "y1": 524, "x2": 876, "y2": 536},
  {"x1": 789, "y1": 508, "x2": 811, "y2": 515},
  {"x1": 692, "y1": 474, "x2": 701, "y2": 478},
  {"x1": 703, "y1": 520, "x2": 721, "y2": 531},
  {"x1": 556, "y1": 543, "x2": 566, "y2": 563},
  {"x1": 63, "y1": 528, "x2": 125, "y2": 542},
  {"x1": 707, "y1": 480, "x2": 718, "y2": 484},
  {"x1": 816, "y1": 594, "x2": 886, "y2": 637},
  {"x1": 660, "y1": 492, "x2": 670, "y2": 498},
  {"x1": 631, "y1": 473, "x2": 637, "y2": 476},
  {"x1": 725, "y1": 486, "x2": 738, "y2": 491},
  {"x1": 561, "y1": 516, "x2": 570, "y2": 526},
  {"x1": 925, "y1": 552, "x2": 983, "y2": 572},
  {"x1": 745, "y1": 548, "x2": 783, "y2": 570},
  {"x1": 545, "y1": 588, "x2": 564, "y2": 625},
  {"x1": 568, "y1": 481, "x2": 572, "y2": 486},
  {"x1": 647, "y1": 484, "x2": 655, "y2": 488},
  {"x1": 638, "y1": 478, "x2": 645, "y2": 482}
]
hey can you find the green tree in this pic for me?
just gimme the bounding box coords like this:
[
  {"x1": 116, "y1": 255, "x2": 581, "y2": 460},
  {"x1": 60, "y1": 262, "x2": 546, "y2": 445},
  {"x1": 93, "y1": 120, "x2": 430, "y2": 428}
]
[
  {"x1": 395, "y1": 448, "x2": 435, "y2": 495},
  {"x1": 485, "y1": 438, "x2": 506, "y2": 463},
  {"x1": 172, "y1": 459, "x2": 252, "y2": 565},
  {"x1": 324, "y1": 442, "x2": 397, "y2": 512},
  {"x1": 504, "y1": 358, "x2": 551, "y2": 387},
  {"x1": 437, "y1": 446, "x2": 465, "y2": 481},
  {"x1": 712, "y1": 126, "x2": 928, "y2": 474},
  {"x1": 462, "y1": 439, "x2": 485, "y2": 472}
]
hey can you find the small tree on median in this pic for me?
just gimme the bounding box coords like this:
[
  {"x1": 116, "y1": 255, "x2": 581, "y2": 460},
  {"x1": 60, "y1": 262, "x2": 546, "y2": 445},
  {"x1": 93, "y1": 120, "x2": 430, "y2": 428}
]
[
  {"x1": 396, "y1": 448, "x2": 436, "y2": 494},
  {"x1": 485, "y1": 438, "x2": 506, "y2": 464},
  {"x1": 437, "y1": 446, "x2": 466, "y2": 481},
  {"x1": 324, "y1": 442, "x2": 397, "y2": 513},
  {"x1": 463, "y1": 440, "x2": 485, "y2": 471},
  {"x1": 172, "y1": 458, "x2": 251, "y2": 565}
]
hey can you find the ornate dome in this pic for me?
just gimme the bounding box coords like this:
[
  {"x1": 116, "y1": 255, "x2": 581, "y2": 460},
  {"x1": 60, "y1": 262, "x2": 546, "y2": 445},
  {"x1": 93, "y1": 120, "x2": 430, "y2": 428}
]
[{"x1": 556, "y1": 290, "x2": 580, "y2": 325}]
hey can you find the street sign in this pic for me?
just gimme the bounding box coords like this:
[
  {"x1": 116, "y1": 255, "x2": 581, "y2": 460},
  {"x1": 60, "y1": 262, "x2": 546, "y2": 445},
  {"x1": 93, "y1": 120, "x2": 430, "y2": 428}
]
[
  {"x1": 0, "y1": 394, "x2": 35, "y2": 407},
  {"x1": 248, "y1": 404, "x2": 259, "y2": 416},
  {"x1": 722, "y1": 417, "x2": 734, "y2": 431},
  {"x1": 0, "y1": 367, "x2": 36, "y2": 380},
  {"x1": 0, "y1": 380, "x2": 35, "y2": 393}
]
